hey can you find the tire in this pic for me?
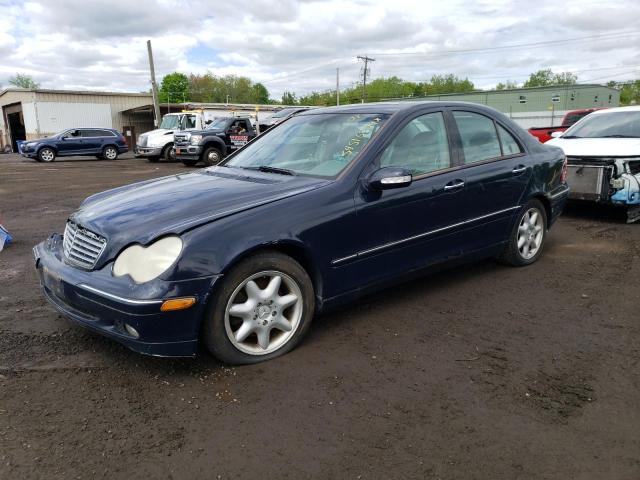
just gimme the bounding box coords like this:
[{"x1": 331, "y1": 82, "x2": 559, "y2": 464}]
[
  {"x1": 103, "y1": 145, "x2": 118, "y2": 160},
  {"x1": 498, "y1": 198, "x2": 547, "y2": 267},
  {"x1": 182, "y1": 159, "x2": 199, "y2": 167},
  {"x1": 163, "y1": 143, "x2": 176, "y2": 162},
  {"x1": 203, "y1": 251, "x2": 315, "y2": 365},
  {"x1": 201, "y1": 147, "x2": 222, "y2": 167},
  {"x1": 147, "y1": 156, "x2": 160, "y2": 163},
  {"x1": 37, "y1": 147, "x2": 56, "y2": 162}
]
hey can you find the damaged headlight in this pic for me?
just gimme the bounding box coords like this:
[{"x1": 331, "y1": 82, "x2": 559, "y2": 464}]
[{"x1": 113, "y1": 236, "x2": 183, "y2": 283}]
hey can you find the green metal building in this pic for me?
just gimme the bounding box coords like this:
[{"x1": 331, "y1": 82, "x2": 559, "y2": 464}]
[{"x1": 414, "y1": 84, "x2": 620, "y2": 128}]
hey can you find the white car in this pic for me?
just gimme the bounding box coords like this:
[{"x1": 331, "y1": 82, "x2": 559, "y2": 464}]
[{"x1": 547, "y1": 106, "x2": 640, "y2": 222}]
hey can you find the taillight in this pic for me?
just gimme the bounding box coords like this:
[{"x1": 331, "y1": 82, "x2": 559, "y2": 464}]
[{"x1": 560, "y1": 156, "x2": 568, "y2": 183}]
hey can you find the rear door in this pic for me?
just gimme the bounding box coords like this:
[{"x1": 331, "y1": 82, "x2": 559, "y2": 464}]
[
  {"x1": 449, "y1": 110, "x2": 531, "y2": 248},
  {"x1": 79, "y1": 129, "x2": 102, "y2": 154}
]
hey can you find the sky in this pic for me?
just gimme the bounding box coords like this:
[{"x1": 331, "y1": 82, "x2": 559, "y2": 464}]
[{"x1": 0, "y1": 0, "x2": 639, "y2": 100}]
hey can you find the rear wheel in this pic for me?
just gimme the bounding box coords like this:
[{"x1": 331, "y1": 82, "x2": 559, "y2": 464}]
[
  {"x1": 203, "y1": 251, "x2": 315, "y2": 365},
  {"x1": 202, "y1": 147, "x2": 222, "y2": 167},
  {"x1": 37, "y1": 147, "x2": 55, "y2": 162},
  {"x1": 103, "y1": 145, "x2": 118, "y2": 160},
  {"x1": 498, "y1": 199, "x2": 547, "y2": 266},
  {"x1": 163, "y1": 143, "x2": 176, "y2": 162}
]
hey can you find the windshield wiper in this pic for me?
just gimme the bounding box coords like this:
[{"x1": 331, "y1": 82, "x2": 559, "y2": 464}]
[
  {"x1": 246, "y1": 165, "x2": 296, "y2": 176},
  {"x1": 600, "y1": 134, "x2": 640, "y2": 138}
]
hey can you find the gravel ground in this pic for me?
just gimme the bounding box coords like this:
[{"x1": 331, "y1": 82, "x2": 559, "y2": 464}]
[{"x1": 0, "y1": 153, "x2": 638, "y2": 479}]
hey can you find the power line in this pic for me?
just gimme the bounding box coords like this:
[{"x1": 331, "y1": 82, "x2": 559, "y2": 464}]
[{"x1": 357, "y1": 55, "x2": 375, "y2": 102}]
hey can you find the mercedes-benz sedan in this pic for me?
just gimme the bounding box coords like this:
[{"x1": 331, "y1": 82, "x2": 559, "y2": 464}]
[{"x1": 34, "y1": 102, "x2": 569, "y2": 364}]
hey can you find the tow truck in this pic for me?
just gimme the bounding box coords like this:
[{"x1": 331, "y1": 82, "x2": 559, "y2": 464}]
[
  {"x1": 174, "y1": 116, "x2": 257, "y2": 166},
  {"x1": 135, "y1": 110, "x2": 217, "y2": 162}
]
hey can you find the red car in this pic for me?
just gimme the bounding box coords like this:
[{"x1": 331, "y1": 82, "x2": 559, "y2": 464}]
[{"x1": 528, "y1": 108, "x2": 605, "y2": 143}]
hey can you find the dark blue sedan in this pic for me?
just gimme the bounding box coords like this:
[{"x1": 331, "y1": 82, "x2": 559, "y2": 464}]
[
  {"x1": 34, "y1": 102, "x2": 569, "y2": 364},
  {"x1": 21, "y1": 128, "x2": 128, "y2": 162}
]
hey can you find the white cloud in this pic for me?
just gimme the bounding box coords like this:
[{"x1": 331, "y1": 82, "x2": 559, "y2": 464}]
[{"x1": 0, "y1": 0, "x2": 639, "y2": 97}]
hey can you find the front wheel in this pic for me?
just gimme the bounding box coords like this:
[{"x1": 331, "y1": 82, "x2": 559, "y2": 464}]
[
  {"x1": 163, "y1": 143, "x2": 176, "y2": 162},
  {"x1": 201, "y1": 147, "x2": 222, "y2": 167},
  {"x1": 37, "y1": 147, "x2": 56, "y2": 162},
  {"x1": 498, "y1": 199, "x2": 547, "y2": 266},
  {"x1": 203, "y1": 251, "x2": 315, "y2": 364},
  {"x1": 103, "y1": 146, "x2": 118, "y2": 160}
]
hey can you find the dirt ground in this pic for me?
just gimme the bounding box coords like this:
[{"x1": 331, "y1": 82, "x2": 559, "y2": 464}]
[{"x1": 0, "y1": 153, "x2": 638, "y2": 480}]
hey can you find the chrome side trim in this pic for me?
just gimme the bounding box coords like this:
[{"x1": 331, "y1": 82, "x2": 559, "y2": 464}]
[
  {"x1": 77, "y1": 284, "x2": 163, "y2": 305},
  {"x1": 331, "y1": 205, "x2": 521, "y2": 266},
  {"x1": 549, "y1": 186, "x2": 570, "y2": 199}
]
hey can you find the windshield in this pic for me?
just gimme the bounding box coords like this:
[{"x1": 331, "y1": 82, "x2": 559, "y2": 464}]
[
  {"x1": 223, "y1": 113, "x2": 388, "y2": 178},
  {"x1": 271, "y1": 108, "x2": 299, "y2": 119},
  {"x1": 205, "y1": 118, "x2": 230, "y2": 130},
  {"x1": 159, "y1": 115, "x2": 180, "y2": 129},
  {"x1": 564, "y1": 111, "x2": 640, "y2": 138}
]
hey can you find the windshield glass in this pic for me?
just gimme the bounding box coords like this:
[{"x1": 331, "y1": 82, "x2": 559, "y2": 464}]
[
  {"x1": 223, "y1": 113, "x2": 388, "y2": 178},
  {"x1": 271, "y1": 108, "x2": 298, "y2": 119},
  {"x1": 160, "y1": 115, "x2": 180, "y2": 129},
  {"x1": 564, "y1": 111, "x2": 640, "y2": 138},
  {"x1": 205, "y1": 118, "x2": 230, "y2": 130}
]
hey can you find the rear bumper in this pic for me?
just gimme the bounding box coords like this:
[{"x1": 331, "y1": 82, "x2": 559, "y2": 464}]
[
  {"x1": 34, "y1": 234, "x2": 221, "y2": 357},
  {"x1": 547, "y1": 184, "x2": 570, "y2": 226}
]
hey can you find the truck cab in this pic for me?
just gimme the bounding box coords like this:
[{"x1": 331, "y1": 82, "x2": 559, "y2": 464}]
[
  {"x1": 135, "y1": 111, "x2": 212, "y2": 162},
  {"x1": 174, "y1": 116, "x2": 257, "y2": 167}
]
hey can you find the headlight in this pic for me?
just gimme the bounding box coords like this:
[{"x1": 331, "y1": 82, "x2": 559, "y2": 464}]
[
  {"x1": 113, "y1": 236, "x2": 183, "y2": 283},
  {"x1": 190, "y1": 135, "x2": 202, "y2": 145}
]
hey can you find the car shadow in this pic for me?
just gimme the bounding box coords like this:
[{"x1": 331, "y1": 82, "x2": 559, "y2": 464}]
[{"x1": 561, "y1": 201, "x2": 629, "y2": 224}]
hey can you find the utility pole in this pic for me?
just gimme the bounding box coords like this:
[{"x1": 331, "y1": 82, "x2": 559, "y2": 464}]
[
  {"x1": 336, "y1": 68, "x2": 340, "y2": 106},
  {"x1": 357, "y1": 55, "x2": 375, "y2": 103},
  {"x1": 147, "y1": 40, "x2": 161, "y2": 127}
]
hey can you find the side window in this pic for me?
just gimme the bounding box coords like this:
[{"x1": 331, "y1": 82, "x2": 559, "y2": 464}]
[
  {"x1": 184, "y1": 115, "x2": 196, "y2": 129},
  {"x1": 80, "y1": 129, "x2": 96, "y2": 138},
  {"x1": 453, "y1": 111, "x2": 502, "y2": 164},
  {"x1": 98, "y1": 130, "x2": 116, "y2": 137},
  {"x1": 379, "y1": 112, "x2": 451, "y2": 175},
  {"x1": 497, "y1": 124, "x2": 523, "y2": 155}
]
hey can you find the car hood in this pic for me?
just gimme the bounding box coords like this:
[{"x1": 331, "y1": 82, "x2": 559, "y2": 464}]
[
  {"x1": 546, "y1": 137, "x2": 640, "y2": 157},
  {"x1": 71, "y1": 167, "x2": 330, "y2": 261}
]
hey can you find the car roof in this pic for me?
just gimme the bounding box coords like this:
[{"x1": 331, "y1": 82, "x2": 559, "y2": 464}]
[
  {"x1": 590, "y1": 105, "x2": 640, "y2": 114},
  {"x1": 299, "y1": 101, "x2": 499, "y2": 116}
]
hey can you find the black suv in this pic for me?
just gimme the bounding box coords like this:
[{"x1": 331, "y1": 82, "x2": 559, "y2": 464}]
[{"x1": 174, "y1": 117, "x2": 256, "y2": 167}]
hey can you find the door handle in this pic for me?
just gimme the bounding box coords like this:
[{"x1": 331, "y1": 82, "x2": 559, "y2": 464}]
[
  {"x1": 512, "y1": 165, "x2": 527, "y2": 174},
  {"x1": 444, "y1": 180, "x2": 465, "y2": 191}
]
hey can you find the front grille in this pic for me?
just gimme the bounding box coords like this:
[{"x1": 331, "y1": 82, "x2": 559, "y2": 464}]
[
  {"x1": 137, "y1": 136, "x2": 148, "y2": 147},
  {"x1": 63, "y1": 222, "x2": 107, "y2": 269},
  {"x1": 174, "y1": 133, "x2": 189, "y2": 146}
]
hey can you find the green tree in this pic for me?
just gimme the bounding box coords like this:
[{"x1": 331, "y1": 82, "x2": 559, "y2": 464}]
[
  {"x1": 159, "y1": 72, "x2": 190, "y2": 103},
  {"x1": 9, "y1": 73, "x2": 39, "y2": 89},
  {"x1": 495, "y1": 80, "x2": 519, "y2": 90},
  {"x1": 281, "y1": 91, "x2": 297, "y2": 105},
  {"x1": 611, "y1": 80, "x2": 640, "y2": 105},
  {"x1": 251, "y1": 83, "x2": 270, "y2": 104},
  {"x1": 524, "y1": 69, "x2": 577, "y2": 88}
]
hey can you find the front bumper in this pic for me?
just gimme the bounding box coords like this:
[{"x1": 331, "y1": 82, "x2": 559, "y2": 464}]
[
  {"x1": 134, "y1": 146, "x2": 163, "y2": 157},
  {"x1": 34, "y1": 234, "x2": 221, "y2": 357},
  {"x1": 174, "y1": 145, "x2": 201, "y2": 161}
]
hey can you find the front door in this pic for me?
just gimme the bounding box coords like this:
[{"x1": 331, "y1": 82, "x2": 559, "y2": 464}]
[
  {"x1": 57, "y1": 130, "x2": 83, "y2": 154},
  {"x1": 346, "y1": 111, "x2": 468, "y2": 288}
]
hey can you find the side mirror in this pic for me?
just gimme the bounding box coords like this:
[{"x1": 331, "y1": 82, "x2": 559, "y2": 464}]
[
  {"x1": 550, "y1": 131, "x2": 563, "y2": 138},
  {"x1": 367, "y1": 166, "x2": 412, "y2": 190},
  {"x1": 205, "y1": 120, "x2": 212, "y2": 125}
]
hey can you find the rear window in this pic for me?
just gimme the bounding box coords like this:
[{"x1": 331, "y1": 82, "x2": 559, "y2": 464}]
[{"x1": 453, "y1": 111, "x2": 502, "y2": 164}]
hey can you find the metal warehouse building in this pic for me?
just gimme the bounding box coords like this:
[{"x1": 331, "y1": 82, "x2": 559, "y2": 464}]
[
  {"x1": 0, "y1": 88, "x2": 153, "y2": 152},
  {"x1": 413, "y1": 84, "x2": 620, "y2": 128}
]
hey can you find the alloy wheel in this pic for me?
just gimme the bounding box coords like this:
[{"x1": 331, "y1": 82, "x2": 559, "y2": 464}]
[
  {"x1": 104, "y1": 147, "x2": 117, "y2": 160},
  {"x1": 224, "y1": 270, "x2": 303, "y2": 355},
  {"x1": 517, "y1": 208, "x2": 544, "y2": 260}
]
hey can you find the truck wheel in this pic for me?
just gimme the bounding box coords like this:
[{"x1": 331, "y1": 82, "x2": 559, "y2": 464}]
[
  {"x1": 202, "y1": 147, "x2": 222, "y2": 166},
  {"x1": 182, "y1": 160, "x2": 199, "y2": 167},
  {"x1": 37, "y1": 147, "x2": 56, "y2": 162},
  {"x1": 202, "y1": 251, "x2": 315, "y2": 365},
  {"x1": 163, "y1": 143, "x2": 176, "y2": 162},
  {"x1": 498, "y1": 199, "x2": 547, "y2": 267}
]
